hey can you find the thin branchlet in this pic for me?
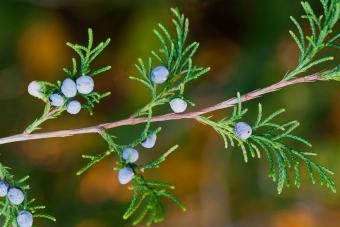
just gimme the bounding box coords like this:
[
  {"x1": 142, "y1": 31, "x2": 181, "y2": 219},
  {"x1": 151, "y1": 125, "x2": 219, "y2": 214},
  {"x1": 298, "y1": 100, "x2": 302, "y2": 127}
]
[{"x1": 284, "y1": 0, "x2": 339, "y2": 80}]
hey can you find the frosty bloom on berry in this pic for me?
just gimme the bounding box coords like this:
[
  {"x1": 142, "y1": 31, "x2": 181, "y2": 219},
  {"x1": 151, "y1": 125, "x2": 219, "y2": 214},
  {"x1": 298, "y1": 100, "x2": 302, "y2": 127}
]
[
  {"x1": 61, "y1": 78, "x2": 77, "y2": 98},
  {"x1": 17, "y1": 210, "x2": 33, "y2": 227},
  {"x1": 170, "y1": 98, "x2": 187, "y2": 113},
  {"x1": 235, "y1": 122, "x2": 252, "y2": 140},
  {"x1": 7, "y1": 187, "x2": 25, "y2": 205},
  {"x1": 0, "y1": 180, "x2": 9, "y2": 197},
  {"x1": 27, "y1": 81, "x2": 43, "y2": 99},
  {"x1": 141, "y1": 131, "x2": 157, "y2": 149},
  {"x1": 122, "y1": 147, "x2": 139, "y2": 163},
  {"x1": 49, "y1": 93, "x2": 64, "y2": 107},
  {"x1": 118, "y1": 167, "x2": 134, "y2": 184},
  {"x1": 76, "y1": 75, "x2": 94, "y2": 94},
  {"x1": 67, "y1": 100, "x2": 82, "y2": 114},
  {"x1": 151, "y1": 66, "x2": 169, "y2": 84}
]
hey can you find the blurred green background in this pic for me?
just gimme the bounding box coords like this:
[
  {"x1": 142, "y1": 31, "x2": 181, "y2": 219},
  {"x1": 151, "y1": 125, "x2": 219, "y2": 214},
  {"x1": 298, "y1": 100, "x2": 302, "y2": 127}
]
[{"x1": 0, "y1": 0, "x2": 339, "y2": 226}]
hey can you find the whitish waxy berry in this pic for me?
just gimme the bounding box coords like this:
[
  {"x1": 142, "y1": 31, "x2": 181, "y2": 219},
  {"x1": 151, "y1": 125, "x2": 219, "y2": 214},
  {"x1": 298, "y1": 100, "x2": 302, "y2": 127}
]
[
  {"x1": 141, "y1": 131, "x2": 157, "y2": 149},
  {"x1": 122, "y1": 147, "x2": 139, "y2": 163},
  {"x1": 66, "y1": 100, "x2": 81, "y2": 114},
  {"x1": 0, "y1": 180, "x2": 9, "y2": 197},
  {"x1": 7, "y1": 187, "x2": 25, "y2": 205},
  {"x1": 76, "y1": 75, "x2": 94, "y2": 94},
  {"x1": 17, "y1": 210, "x2": 33, "y2": 227},
  {"x1": 151, "y1": 66, "x2": 169, "y2": 84},
  {"x1": 49, "y1": 93, "x2": 64, "y2": 107},
  {"x1": 170, "y1": 98, "x2": 187, "y2": 113},
  {"x1": 118, "y1": 167, "x2": 134, "y2": 184},
  {"x1": 235, "y1": 122, "x2": 252, "y2": 140},
  {"x1": 61, "y1": 78, "x2": 77, "y2": 98},
  {"x1": 27, "y1": 81, "x2": 43, "y2": 99}
]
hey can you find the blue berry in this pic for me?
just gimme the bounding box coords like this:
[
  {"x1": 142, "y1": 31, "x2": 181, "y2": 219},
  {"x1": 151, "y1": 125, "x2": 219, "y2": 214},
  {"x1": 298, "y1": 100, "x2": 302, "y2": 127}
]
[
  {"x1": 7, "y1": 187, "x2": 25, "y2": 205},
  {"x1": 61, "y1": 78, "x2": 77, "y2": 98},
  {"x1": 141, "y1": 131, "x2": 157, "y2": 149},
  {"x1": 118, "y1": 167, "x2": 134, "y2": 184},
  {"x1": 169, "y1": 98, "x2": 187, "y2": 113},
  {"x1": 17, "y1": 210, "x2": 33, "y2": 227},
  {"x1": 235, "y1": 122, "x2": 252, "y2": 140},
  {"x1": 76, "y1": 75, "x2": 94, "y2": 94},
  {"x1": 27, "y1": 81, "x2": 43, "y2": 99},
  {"x1": 0, "y1": 180, "x2": 9, "y2": 197},
  {"x1": 122, "y1": 147, "x2": 139, "y2": 163},
  {"x1": 49, "y1": 93, "x2": 64, "y2": 107},
  {"x1": 151, "y1": 66, "x2": 169, "y2": 84},
  {"x1": 66, "y1": 100, "x2": 81, "y2": 114}
]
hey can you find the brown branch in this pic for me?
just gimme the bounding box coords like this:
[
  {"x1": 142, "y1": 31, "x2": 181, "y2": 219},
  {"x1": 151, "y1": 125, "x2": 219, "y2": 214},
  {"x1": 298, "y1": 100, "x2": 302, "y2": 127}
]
[{"x1": 0, "y1": 73, "x2": 321, "y2": 145}]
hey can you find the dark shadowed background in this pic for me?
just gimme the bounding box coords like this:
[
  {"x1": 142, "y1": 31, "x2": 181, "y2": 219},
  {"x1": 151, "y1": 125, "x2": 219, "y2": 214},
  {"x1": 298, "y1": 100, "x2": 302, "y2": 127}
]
[{"x1": 0, "y1": 0, "x2": 339, "y2": 226}]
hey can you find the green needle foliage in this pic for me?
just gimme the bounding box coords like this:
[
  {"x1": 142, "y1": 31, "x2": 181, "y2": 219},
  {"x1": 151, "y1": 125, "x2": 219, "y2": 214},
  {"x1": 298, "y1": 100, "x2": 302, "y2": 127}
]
[
  {"x1": 284, "y1": 0, "x2": 339, "y2": 80},
  {"x1": 119, "y1": 145, "x2": 183, "y2": 226},
  {"x1": 25, "y1": 28, "x2": 111, "y2": 133},
  {"x1": 0, "y1": 164, "x2": 55, "y2": 226},
  {"x1": 198, "y1": 99, "x2": 335, "y2": 194},
  {"x1": 123, "y1": 174, "x2": 185, "y2": 226},
  {"x1": 131, "y1": 8, "x2": 210, "y2": 117},
  {"x1": 78, "y1": 129, "x2": 183, "y2": 225},
  {"x1": 64, "y1": 28, "x2": 111, "y2": 77}
]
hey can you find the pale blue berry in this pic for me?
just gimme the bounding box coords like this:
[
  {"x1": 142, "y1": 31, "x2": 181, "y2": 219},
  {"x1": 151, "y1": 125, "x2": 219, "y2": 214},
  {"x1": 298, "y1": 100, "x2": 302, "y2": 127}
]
[
  {"x1": 141, "y1": 131, "x2": 157, "y2": 149},
  {"x1": 17, "y1": 210, "x2": 33, "y2": 227},
  {"x1": 235, "y1": 122, "x2": 252, "y2": 140},
  {"x1": 0, "y1": 180, "x2": 9, "y2": 197},
  {"x1": 170, "y1": 98, "x2": 187, "y2": 113},
  {"x1": 61, "y1": 78, "x2": 77, "y2": 98},
  {"x1": 66, "y1": 100, "x2": 81, "y2": 114},
  {"x1": 49, "y1": 93, "x2": 64, "y2": 107},
  {"x1": 7, "y1": 187, "x2": 25, "y2": 205},
  {"x1": 118, "y1": 167, "x2": 134, "y2": 184},
  {"x1": 27, "y1": 81, "x2": 43, "y2": 99},
  {"x1": 151, "y1": 66, "x2": 169, "y2": 84},
  {"x1": 76, "y1": 75, "x2": 94, "y2": 94},
  {"x1": 122, "y1": 147, "x2": 139, "y2": 163}
]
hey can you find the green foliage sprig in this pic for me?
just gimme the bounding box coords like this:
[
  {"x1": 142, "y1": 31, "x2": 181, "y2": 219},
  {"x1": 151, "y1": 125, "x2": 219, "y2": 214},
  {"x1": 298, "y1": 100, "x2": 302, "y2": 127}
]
[
  {"x1": 284, "y1": 0, "x2": 339, "y2": 80},
  {"x1": 25, "y1": 29, "x2": 111, "y2": 133},
  {"x1": 123, "y1": 174, "x2": 185, "y2": 226},
  {"x1": 0, "y1": 164, "x2": 55, "y2": 226},
  {"x1": 78, "y1": 128, "x2": 185, "y2": 226},
  {"x1": 131, "y1": 8, "x2": 210, "y2": 117},
  {"x1": 198, "y1": 98, "x2": 335, "y2": 194}
]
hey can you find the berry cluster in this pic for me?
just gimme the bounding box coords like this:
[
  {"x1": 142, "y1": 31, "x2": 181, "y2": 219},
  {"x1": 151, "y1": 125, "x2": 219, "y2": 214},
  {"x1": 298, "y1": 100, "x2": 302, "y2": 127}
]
[
  {"x1": 28, "y1": 75, "x2": 95, "y2": 115},
  {"x1": 0, "y1": 180, "x2": 32, "y2": 227},
  {"x1": 151, "y1": 66, "x2": 188, "y2": 113},
  {"x1": 116, "y1": 66, "x2": 193, "y2": 184},
  {"x1": 116, "y1": 66, "x2": 191, "y2": 184},
  {"x1": 118, "y1": 131, "x2": 157, "y2": 184}
]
